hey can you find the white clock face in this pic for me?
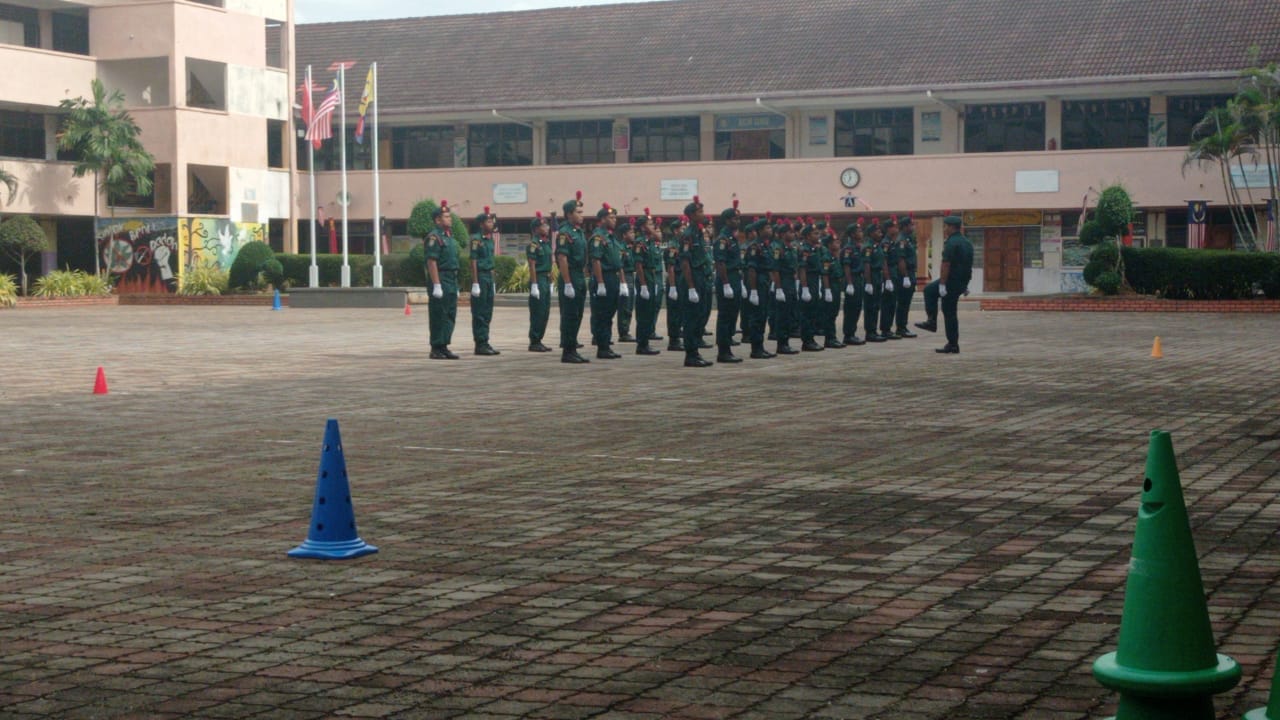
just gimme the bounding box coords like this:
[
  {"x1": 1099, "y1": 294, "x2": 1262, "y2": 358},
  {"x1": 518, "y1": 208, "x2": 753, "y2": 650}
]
[{"x1": 841, "y1": 168, "x2": 860, "y2": 189}]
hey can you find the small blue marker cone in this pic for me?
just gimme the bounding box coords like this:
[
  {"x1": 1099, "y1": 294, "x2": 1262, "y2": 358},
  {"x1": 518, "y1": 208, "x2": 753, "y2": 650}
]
[
  {"x1": 271, "y1": 289, "x2": 283, "y2": 311},
  {"x1": 288, "y1": 419, "x2": 378, "y2": 560}
]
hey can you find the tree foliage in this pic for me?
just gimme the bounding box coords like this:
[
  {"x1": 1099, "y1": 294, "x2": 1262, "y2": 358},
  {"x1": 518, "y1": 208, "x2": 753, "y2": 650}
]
[
  {"x1": 0, "y1": 167, "x2": 16, "y2": 207},
  {"x1": 56, "y1": 79, "x2": 156, "y2": 214},
  {"x1": 0, "y1": 215, "x2": 49, "y2": 295}
]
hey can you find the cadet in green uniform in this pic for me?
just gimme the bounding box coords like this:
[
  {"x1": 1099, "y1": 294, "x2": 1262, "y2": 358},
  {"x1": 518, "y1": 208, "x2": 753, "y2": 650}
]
[
  {"x1": 771, "y1": 219, "x2": 799, "y2": 355},
  {"x1": 526, "y1": 211, "x2": 553, "y2": 352},
  {"x1": 862, "y1": 220, "x2": 887, "y2": 342},
  {"x1": 841, "y1": 222, "x2": 866, "y2": 345},
  {"x1": 470, "y1": 206, "x2": 500, "y2": 356},
  {"x1": 894, "y1": 214, "x2": 918, "y2": 338},
  {"x1": 742, "y1": 217, "x2": 777, "y2": 359},
  {"x1": 680, "y1": 197, "x2": 714, "y2": 367},
  {"x1": 877, "y1": 217, "x2": 900, "y2": 341},
  {"x1": 616, "y1": 222, "x2": 636, "y2": 343},
  {"x1": 556, "y1": 192, "x2": 590, "y2": 364},
  {"x1": 917, "y1": 215, "x2": 973, "y2": 354},
  {"x1": 699, "y1": 220, "x2": 716, "y2": 344},
  {"x1": 589, "y1": 203, "x2": 624, "y2": 359},
  {"x1": 713, "y1": 201, "x2": 744, "y2": 364},
  {"x1": 425, "y1": 200, "x2": 460, "y2": 360},
  {"x1": 664, "y1": 217, "x2": 685, "y2": 352},
  {"x1": 632, "y1": 211, "x2": 662, "y2": 355},
  {"x1": 798, "y1": 223, "x2": 825, "y2": 352},
  {"x1": 820, "y1": 222, "x2": 845, "y2": 348}
]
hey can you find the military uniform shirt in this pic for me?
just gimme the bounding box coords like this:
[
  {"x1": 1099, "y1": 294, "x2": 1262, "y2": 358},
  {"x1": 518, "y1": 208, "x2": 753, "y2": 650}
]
[
  {"x1": 942, "y1": 231, "x2": 975, "y2": 289},
  {"x1": 865, "y1": 241, "x2": 885, "y2": 279},
  {"x1": 526, "y1": 237, "x2": 552, "y2": 274},
  {"x1": 425, "y1": 230, "x2": 460, "y2": 272},
  {"x1": 713, "y1": 230, "x2": 743, "y2": 284},
  {"x1": 771, "y1": 240, "x2": 797, "y2": 279},
  {"x1": 590, "y1": 229, "x2": 623, "y2": 272},
  {"x1": 681, "y1": 226, "x2": 711, "y2": 272},
  {"x1": 556, "y1": 226, "x2": 588, "y2": 283},
  {"x1": 472, "y1": 234, "x2": 495, "y2": 273}
]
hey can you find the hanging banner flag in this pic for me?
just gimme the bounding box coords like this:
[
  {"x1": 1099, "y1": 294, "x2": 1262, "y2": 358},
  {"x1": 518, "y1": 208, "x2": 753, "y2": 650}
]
[
  {"x1": 355, "y1": 65, "x2": 375, "y2": 144},
  {"x1": 1187, "y1": 200, "x2": 1208, "y2": 250},
  {"x1": 307, "y1": 79, "x2": 340, "y2": 149}
]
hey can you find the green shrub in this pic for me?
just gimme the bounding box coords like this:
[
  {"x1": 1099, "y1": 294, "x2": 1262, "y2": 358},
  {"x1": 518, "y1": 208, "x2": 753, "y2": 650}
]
[
  {"x1": 398, "y1": 246, "x2": 427, "y2": 287},
  {"x1": 274, "y1": 254, "x2": 375, "y2": 288},
  {"x1": 1121, "y1": 246, "x2": 1280, "y2": 300},
  {"x1": 0, "y1": 273, "x2": 16, "y2": 307},
  {"x1": 179, "y1": 264, "x2": 228, "y2": 295},
  {"x1": 1082, "y1": 242, "x2": 1118, "y2": 288},
  {"x1": 1079, "y1": 220, "x2": 1107, "y2": 247},
  {"x1": 32, "y1": 269, "x2": 110, "y2": 297},
  {"x1": 79, "y1": 272, "x2": 112, "y2": 296},
  {"x1": 493, "y1": 255, "x2": 518, "y2": 292},
  {"x1": 502, "y1": 262, "x2": 530, "y2": 293},
  {"x1": 261, "y1": 258, "x2": 285, "y2": 290},
  {"x1": 1263, "y1": 264, "x2": 1280, "y2": 300},
  {"x1": 228, "y1": 241, "x2": 276, "y2": 291},
  {"x1": 1094, "y1": 270, "x2": 1122, "y2": 295}
]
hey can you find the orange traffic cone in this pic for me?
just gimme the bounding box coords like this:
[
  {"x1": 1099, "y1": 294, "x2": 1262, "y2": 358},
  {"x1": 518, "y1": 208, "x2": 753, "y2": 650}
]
[
  {"x1": 404, "y1": 302, "x2": 412, "y2": 317},
  {"x1": 1151, "y1": 337, "x2": 1163, "y2": 359},
  {"x1": 93, "y1": 366, "x2": 109, "y2": 395}
]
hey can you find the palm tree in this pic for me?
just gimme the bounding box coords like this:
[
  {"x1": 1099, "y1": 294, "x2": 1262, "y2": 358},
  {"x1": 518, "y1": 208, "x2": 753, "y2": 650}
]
[
  {"x1": 0, "y1": 167, "x2": 16, "y2": 208},
  {"x1": 1182, "y1": 107, "x2": 1257, "y2": 249},
  {"x1": 56, "y1": 78, "x2": 155, "y2": 274}
]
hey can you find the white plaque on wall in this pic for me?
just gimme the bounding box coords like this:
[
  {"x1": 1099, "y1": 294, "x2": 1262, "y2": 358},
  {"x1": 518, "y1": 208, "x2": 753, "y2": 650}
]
[
  {"x1": 492, "y1": 183, "x2": 528, "y2": 204},
  {"x1": 660, "y1": 179, "x2": 699, "y2": 201},
  {"x1": 1015, "y1": 170, "x2": 1060, "y2": 193}
]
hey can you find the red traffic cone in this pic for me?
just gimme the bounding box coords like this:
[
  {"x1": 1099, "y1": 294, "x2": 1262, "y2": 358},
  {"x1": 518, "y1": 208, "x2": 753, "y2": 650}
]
[
  {"x1": 404, "y1": 302, "x2": 412, "y2": 316},
  {"x1": 93, "y1": 366, "x2": 109, "y2": 395}
]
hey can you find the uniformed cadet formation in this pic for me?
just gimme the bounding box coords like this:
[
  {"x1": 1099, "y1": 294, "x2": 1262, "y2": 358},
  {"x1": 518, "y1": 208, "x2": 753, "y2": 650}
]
[{"x1": 422, "y1": 195, "x2": 974, "y2": 365}]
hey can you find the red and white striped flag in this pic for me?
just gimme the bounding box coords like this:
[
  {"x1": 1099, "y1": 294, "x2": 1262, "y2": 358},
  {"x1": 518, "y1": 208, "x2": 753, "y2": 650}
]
[
  {"x1": 306, "y1": 79, "x2": 340, "y2": 148},
  {"x1": 1266, "y1": 199, "x2": 1278, "y2": 253},
  {"x1": 1187, "y1": 201, "x2": 1208, "y2": 249}
]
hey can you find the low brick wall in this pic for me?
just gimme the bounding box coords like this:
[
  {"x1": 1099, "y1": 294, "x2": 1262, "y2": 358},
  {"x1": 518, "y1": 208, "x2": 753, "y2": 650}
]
[
  {"x1": 981, "y1": 296, "x2": 1280, "y2": 313},
  {"x1": 13, "y1": 296, "x2": 119, "y2": 309},
  {"x1": 117, "y1": 294, "x2": 284, "y2": 306}
]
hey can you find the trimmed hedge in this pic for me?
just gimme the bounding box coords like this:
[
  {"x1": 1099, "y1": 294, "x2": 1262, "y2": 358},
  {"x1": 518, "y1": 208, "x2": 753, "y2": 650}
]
[
  {"x1": 275, "y1": 250, "x2": 498, "y2": 290},
  {"x1": 1121, "y1": 247, "x2": 1280, "y2": 300},
  {"x1": 228, "y1": 241, "x2": 276, "y2": 290}
]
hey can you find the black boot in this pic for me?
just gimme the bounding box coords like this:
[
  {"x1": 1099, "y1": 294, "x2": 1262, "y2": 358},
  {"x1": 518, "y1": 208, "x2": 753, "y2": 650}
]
[{"x1": 914, "y1": 319, "x2": 938, "y2": 333}]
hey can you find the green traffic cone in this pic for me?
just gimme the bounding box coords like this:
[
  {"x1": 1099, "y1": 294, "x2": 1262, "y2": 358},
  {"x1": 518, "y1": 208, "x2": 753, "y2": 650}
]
[
  {"x1": 1244, "y1": 652, "x2": 1280, "y2": 720},
  {"x1": 1093, "y1": 430, "x2": 1241, "y2": 720}
]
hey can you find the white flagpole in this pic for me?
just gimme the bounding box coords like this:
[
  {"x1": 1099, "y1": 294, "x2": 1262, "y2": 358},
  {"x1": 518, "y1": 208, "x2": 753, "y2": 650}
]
[
  {"x1": 371, "y1": 62, "x2": 382, "y2": 288},
  {"x1": 339, "y1": 64, "x2": 350, "y2": 288},
  {"x1": 307, "y1": 65, "x2": 319, "y2": 288}
]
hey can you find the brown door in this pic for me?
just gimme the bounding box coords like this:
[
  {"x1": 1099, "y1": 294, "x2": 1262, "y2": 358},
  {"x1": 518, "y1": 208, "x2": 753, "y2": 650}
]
[{"x1": 983, "y1": 228, "x2": 1024, "y2": 292}]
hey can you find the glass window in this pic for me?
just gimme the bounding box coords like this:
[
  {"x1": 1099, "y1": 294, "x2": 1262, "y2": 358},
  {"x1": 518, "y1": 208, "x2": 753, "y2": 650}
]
[
  {"x1": 267, "y1": 120, "x2": 284, "y2": 169},
  {"x1": 108, "y1": 168, "x2": 156, "y2": 209},
  {"x1": 1167, "y1": 95, "x2": 1234, "y2": 146},
  {"x1": 629, "y1": 116, "x2": 700, "y2": 163},
  {"x1": 51, "y1": 12, "x2": 89, "y2": 55},
  {"x1": 0, "y1": 5, "x2": 38, "y2": 47},
  {"x1": 964, "y1": 103, "x2": 1045, "y2": 153},
  {"x1": 314, "y1": 125, "x2": 373, "y2": 171},
  {"x1": 1022, "y1": 227, "x2": 1043, "y2": 268},
  {"x1": 1062, "y1": 98, "x2": 1149, "y2": 150},
  {"x1": 964, "y1": 228, "x2": 985, "y2": 267},
  {"x1": 834, "y1": 108, "x2": 914, "y2": 157},
  {"x1": 547, "y1": 120, "x2": 614, "y2": 165},
  {"x1": 714, "y1": 129, "x2": 784, "y2": 160},
  {"x1": 391, "y1": 125, "x2": 454, "y2": 169},
  {"x1": 0, "y1": 110, "x2": 45, "y2": 160},
  {"x1": 468, "y1": 123, "x2": 532, "y2": 167}
]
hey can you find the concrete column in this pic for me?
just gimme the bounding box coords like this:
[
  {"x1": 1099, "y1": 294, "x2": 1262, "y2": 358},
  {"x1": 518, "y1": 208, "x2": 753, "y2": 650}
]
[
  {"x1": 699, "y1": 112, "x2": 715, "y2": 162},
  {"x1": 38, "y1": 10, "x2": 52, "y2": 50},
  {"x1": 1045, "y1": 99, "x2": 1062, "y2": 151},
  {"x1": 43, "y1": 115, "x2": 59, "y2": 160},
  {"x1": 1149, "y1": 95, "x2": 1168, "y2": 148},
  {"x1": 614, "y1": 118, "x2": 629, "y2": 164},
  {"x1": 532, "y1": 120, "x2": 546, "y2": 166}
]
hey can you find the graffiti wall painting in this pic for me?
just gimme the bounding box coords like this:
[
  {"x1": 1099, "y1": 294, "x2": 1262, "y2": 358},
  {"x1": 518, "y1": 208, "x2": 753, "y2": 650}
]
[
  {"x1": 178, "y1": 217, "x2": 266, "y2": 274},
  {"x1": 95, "y1": 217, "x2": 180, "y2": 294}
]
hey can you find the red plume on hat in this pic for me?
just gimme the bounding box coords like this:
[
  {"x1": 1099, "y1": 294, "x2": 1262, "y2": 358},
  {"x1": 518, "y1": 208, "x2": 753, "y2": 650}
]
[
  {"x1": 576, "y1": 190, "x2": 583, "y2": 200},
  {"x1": 602, "y1": 202, "x2": 611, "y2": 211},
  {"x1": 644, "y1": 207, "x2": 651, "y2": 216},
  {"x1": 733, "y1": 199, "x2": 739, "y2": 210},
  {"x1": 484, "y1": 205, "x2": 491, "y2": 215},
  {"x1": 440, "y1": 199, "x2": 448, "y2": 208},
  {"x1": 693, "y1": 195, "x2": 700, "y2": 205},
  {"x1": 535, "y1": 211, "x2": 543, "y2": 219},
  {"x1": 766, "y1": 211, "x2": 773, "y2": 221}
]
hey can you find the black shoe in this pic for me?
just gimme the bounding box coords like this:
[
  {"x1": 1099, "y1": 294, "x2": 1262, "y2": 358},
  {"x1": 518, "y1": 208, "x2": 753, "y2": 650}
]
[
  {"x1": 442, "y1": 348, "x2": 460, "y2": 359},
  {"x1": 914, "y1": 320, "x2": 938, "y2": 333},
  {"x1": 865, "y1": 334, "x2": 886, "y2": 343},
  {"x1": 637, "y1": 346, "x2": 661, "y2": 356},
  {"x1": 883, "y1": 333, "x2": 902, "y2": 341},
  {"x1": 476, "y1": 344, "x2": 500, "y2": 356},
  {"x1": 562, "y1": 352, "x2": 590, "y2": 364},
  {"x1": 684, "y1": 355, "x2": 713, "y2": 367},
  {"x1": 698, "y1": 341, "x2": 713, "y2": 349},
  {"x1": 651, "y1": 334, "x2": 664, "y2": 341},
  {"x1": 597, "y1": 348, "x2": 621, "y2": 359},
  {"x1": 897, "y1": 329, "x2": 918, "y2": 339},
  {"x1": 529, "y1": 343, "x2": 552, "y2": 352},
  {"x1": 576, "y1": 343, "x2": 585, "y2": 349},
  {"x1": 847, "y1": 336, "x2": 866, "y2": 346},
  {"x1": 729, "y1": 339, "x2": 741, "y2": 347},
  {"x1": 824, "y1": 340, "x2": 846, "y2": 349},
  {"x1": 618, "y1": 334, "x2": 636, "y2": 343},
  {"x1": 429, "y1": 349, "x2": 448, "y2": 360},
  {"x1": 936, "y1": 344, "x2": 960, "y2": 354},
  {"x1": 667, "y1": 342, "x2": 684, "y2": 352},
  {"x1": 702, "y1": 331, "x2": 713, "y2": 337},
  {"x1": 716, "y1": 353, "x2": 743, "y2": 364},
  {"x1": 750, "y1": 348, "x2": 776, "y2": 359},
  {"x1": 777, "y1": 344, "x2": 799, "y2": 355},
  {"x1": 801, "y1": 342, "x2": 824, "y2": 352}
]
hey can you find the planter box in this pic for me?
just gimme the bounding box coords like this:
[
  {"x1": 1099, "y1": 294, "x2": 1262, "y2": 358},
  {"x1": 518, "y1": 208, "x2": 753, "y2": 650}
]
[
  {"x1": 980, "y1": 296, "x2": 1280, "y2": 313},
  {"x1": 13, "y1": 296, "x2": 118, "y2": 309},
  {"x1": 118, "y1": 294, "x2": 283, "y2": 307}
]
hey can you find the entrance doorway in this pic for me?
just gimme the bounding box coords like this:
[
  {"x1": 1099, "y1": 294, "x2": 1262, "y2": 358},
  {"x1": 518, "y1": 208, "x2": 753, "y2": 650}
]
[{"x1": 983, "y1": 228, "x2": 1023, "y2": 292}]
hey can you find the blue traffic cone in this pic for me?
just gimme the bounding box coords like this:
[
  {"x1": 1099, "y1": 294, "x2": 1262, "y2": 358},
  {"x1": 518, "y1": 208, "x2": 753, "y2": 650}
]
[
  {"x1": 272, "y1": 289, "x2": 283, "y2": 311},
  {"x1": 288, "y1": 419, "x2": 378, "y2": 560}
]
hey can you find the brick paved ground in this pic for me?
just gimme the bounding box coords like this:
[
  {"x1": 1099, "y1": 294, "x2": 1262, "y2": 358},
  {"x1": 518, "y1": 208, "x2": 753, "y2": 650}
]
[{"x1": 1, "y1": 304, "x2": 1278, "y2": 719}]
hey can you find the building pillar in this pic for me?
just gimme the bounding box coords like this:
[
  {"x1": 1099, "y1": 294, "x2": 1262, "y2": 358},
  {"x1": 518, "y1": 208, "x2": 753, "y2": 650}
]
[
  {"x1": 614, "y1": 118, "x2": 629, "y2": 164},
  {"x1": 1045, "y1": 99, "x2": 1062, "y2": 150},
  {"x1": 37, "y1": 10, "x2": 52, "y2": 50},
  {"x1": 532, "y1": 120, "x2": 546, "y2": 166},
  {"x1": 699, "y1": 112, "x2": 715, "y2": 162},
  {"x1": 43, "y1": 115, "x2": 59, "y2": 160},
  {"x1": 1149, "y1": 95, "x2": 1168, "y2": 147}
]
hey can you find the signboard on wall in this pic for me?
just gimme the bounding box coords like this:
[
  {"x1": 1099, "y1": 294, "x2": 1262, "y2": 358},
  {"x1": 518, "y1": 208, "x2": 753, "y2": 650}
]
[
  {"x1": 808, "y1": 116, "x2": 828, "y2": 146},
  {"x1": 715, "y1": 114, "x2": 785, "y2": 132},
  {"x1": 492, "y1": 183, "x2": 528, "y2": 204},
  {"x1": 1015, "y1": 170, "x2": 1060, "y2": 193},
  {"x1": 921, "y1": 111, "x2": 942, "y2": 142},
  {"x1": 660, "y1": 179, "x2": 698, "y2": 201},
  {"x1": 1231, "y1": 163, "x2": 1277, "y2": 189},
  {"x1": 612, "y1": 122, "x2": 630, "y2": 152},
  {"x1": 963, "y1": 210, "x2": 1043, "y2": 227}
]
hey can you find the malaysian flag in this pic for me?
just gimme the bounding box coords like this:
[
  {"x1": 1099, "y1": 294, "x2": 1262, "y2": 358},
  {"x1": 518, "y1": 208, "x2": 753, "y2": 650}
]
[
  {"x1": 1267, "y1": 199, "x2": 1278, "y2": 253},
  {"x1": 1187, "y1": 201, "x2": 1208, "y2": 249},
  {"x1": 306, "y1": 79, "x2": 340, "y2": 148}
]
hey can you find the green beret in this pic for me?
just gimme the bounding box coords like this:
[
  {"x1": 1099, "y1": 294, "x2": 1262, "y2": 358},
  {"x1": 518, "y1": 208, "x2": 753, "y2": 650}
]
[
  {"x1": 563, "y1": 192, "x2": 584, "y2": 215},
  {"x1": 898, "y1": 215, "x2": 914, "y2": 227},
  {"x1": 744, "y1": 219, "x2": 766, "y2": 233},
  {"x1": 944, "y1": 215, "x2": 963, "y2": 226},
  {"x1": 683, "y1": 196, "x2": 704, "y2": 216},
  {"x1": 881, "y1": 218, "x2": 897, "y2": 232}
]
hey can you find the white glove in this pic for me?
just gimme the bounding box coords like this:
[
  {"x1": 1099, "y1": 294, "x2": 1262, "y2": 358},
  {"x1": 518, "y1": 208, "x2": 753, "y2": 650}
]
[
  {"x1": 823, "y1": 288, "x2": 833, "y2": 303},
  {"x1": 740, "y1": 281, "x2": 748, "y2": 298},
  {"x1": 432, "y1": 283, "x2": 444, "y2": 299},
  {"x1": 471, "y1": 282, "x2": 481, "y2": 297},
  {"x1": 722, "y1": 283, "x2": 734, "y2": 299},
  {"x1": 801, "y1": 287, "x2": 812, "y2": 302},
  {"x1": 939, "y1": 284, "x2": 949, "y2": 298},
  {"x1": 564, "y1": 283, "x2": 576, "y2": 300},
  {"x1": 864, "y1": 283, "x2": 873, "y2": 295},
  {"x1": 640, "y1": 285, "x2": 650, "y2": 300},
  {"x1": 770, "y1": 282, "x2": 776, "y2": 293},
  {"x1": 775, "y1": 288, "x2": 785, "y2": 303},
  {"x1": 620, "y1": 282, "x2": 630, "y2": 297},
  {"x1": 596, "y1": 283, "x2": 607, "y2": 297},
  {"x1": 903, "y1": 277, "x2": 912, "y2": 288},
  {"x1": 688, "y1": 288, "x2": 700, "y2": 304},
  {"x1": 749, "y1": 289, "x2": 760, "y2": 306},
  {"x1": 845, "y1": 284, "x2": 856, "y2": 297},
  {"x1": 884, "y1": 280, "x2": 894, "y2": 292},
  {"x1": 668, "y1": 286, "x2": 678, "y2": 301},
  {"x1": 530, "y1": 284, "x2": 540, "y2": 299}
]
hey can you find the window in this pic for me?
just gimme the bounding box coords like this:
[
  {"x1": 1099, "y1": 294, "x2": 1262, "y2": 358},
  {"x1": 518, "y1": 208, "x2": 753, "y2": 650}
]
[
  {"x1": 391, "y1": 125, "x2": 454, "y2": 169},
  {"x1": 630, "y1": 116, "x2": 700, "y2": 163},
  {"x1": 267, "y1": 120, "x2": 285, "y2": 169},
  {"x1": 964, "y1": 103, "x2": 1045, "y2": 153},
  {"x1": 1167, "y1": 95, "x2": 1233, "y2": 146},
  {"x1": 963, "y1": 228, "x2": 984, "y2": 267},
  {"x1": 1022, "y1": 227, "x2": 1043, "y2": 268},
  {"x1": 51, "y1": 12, "x2": 89, "y2": 55},
  {"x1": 547, "y1": 120, "x2": 614, "y2": 165},
  {"x1": 1062, "y1": 98, "x2": 1149, "y2": 150},
  {"x1": 468, "y1": 123, "x2": 532, "y2": 167},
  {"x1": 834, "y1": 108, "x2": 914, "y2": 157},
  {"x1": 0, "y1": 5, "x2": 38, "y2": 47},
  {"x1": 109, "y1": 168, "x2": 156, "y2": 209},
  {"x1": 315, "y1": 125, "x2": 373, "y2": 171},
  {"x1": 0, "y1": 110, "x2": 45, "y2": 160},
  {"x1": 714, "y1": 129, "x2": 784, "y2": 160}
]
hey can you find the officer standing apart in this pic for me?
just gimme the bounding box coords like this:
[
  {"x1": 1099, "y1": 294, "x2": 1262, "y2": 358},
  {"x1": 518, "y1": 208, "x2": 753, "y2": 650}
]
[
  {"x1": 470, "y1": 206, "x2": 500, "y2": 356},
  {"x1": 425, "y1": 200, "x2": 461, "y2": 360},
  {"x1": 526, "y1": 211, "x2": 553, "y2": 352},
  {"x1": 680, "y1": 197, "x2": 714, "y2": 367},
  {"x1": 713, "y1": 201, "x2": 744, "y2": 364},
  {"x1": 916, "y1": 214, "x2": 974, "y2": 354},
  {"x1": 557, "y1": 192, "x2": 590, "y2": 364},
  {"x1": 589, "y1": 203, "x2": 625, "y2": 359}
]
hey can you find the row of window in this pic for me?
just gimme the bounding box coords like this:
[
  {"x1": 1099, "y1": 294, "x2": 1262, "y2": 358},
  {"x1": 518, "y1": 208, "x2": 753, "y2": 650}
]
[
  {"x1": 301, "y1": 94, "x2": 1234, "y2": 171},
  {"x1": 0, "y1": 5, "x2": 89, "y2": 55}
]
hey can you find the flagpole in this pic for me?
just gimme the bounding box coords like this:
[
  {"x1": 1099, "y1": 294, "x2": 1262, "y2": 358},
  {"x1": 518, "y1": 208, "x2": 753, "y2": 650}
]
[
  {"x1": 307, "y1": 65, "x2": 319, "y2": 288},
  {"x1": 339, "y1": 64, "x2": 350, "y2": 288},
  {"x1": 371, "y1": 62, "x2": 383, "y2": 288}
]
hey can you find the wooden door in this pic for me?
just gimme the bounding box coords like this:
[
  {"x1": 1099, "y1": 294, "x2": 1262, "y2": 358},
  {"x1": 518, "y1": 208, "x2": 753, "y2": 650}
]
[{"x1": 983, "y1": 228, "x2": 1024, "y2": 292}]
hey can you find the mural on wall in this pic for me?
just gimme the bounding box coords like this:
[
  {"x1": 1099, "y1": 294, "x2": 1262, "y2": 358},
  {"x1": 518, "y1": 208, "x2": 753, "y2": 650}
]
[
  {"x1": 178, "y1": 217, "x2": 266, "y2": 272},
  {"x1": 95, "y1": 217, "x2": 180, "y2": 294}
]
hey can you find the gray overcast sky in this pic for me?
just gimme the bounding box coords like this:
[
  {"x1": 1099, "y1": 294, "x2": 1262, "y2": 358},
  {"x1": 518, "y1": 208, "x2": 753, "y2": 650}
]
[{"x1": 295, "y1": 0, "x2": 661, "y2": 23}]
